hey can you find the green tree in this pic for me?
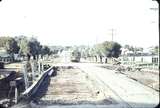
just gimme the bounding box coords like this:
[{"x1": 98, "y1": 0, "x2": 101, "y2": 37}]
[
  {"x1": 94, "y1": 44, "x2": 105, "y2": 63},
  {"x1": 0, "y1": 36, "x2": 19, "y2": 55},
  {"x1": 154, "y1": 46, "x2": 159, "y2": 55},
  {"x1": 41, "y1": 46, "x2": 51, "y2": 59},
  {"x1": 107, "y1": 42, "x2": 121, "y2": 58},
  {"x1": 5, "y1": 38, "x2": 20, "y2": 54},
  {"x1": 16, "y1": 36, "x2": 43, "y2": 60},
  {"x1": 16, "y1": 36, "x2": 30, "y2": 60},
  {"x1": 94, "y1": 41, "x2": 122, "y2": 62},
  {"x1": 28, "y1": 37, "x2": 42, "y2": 60},
  {"x1": 149, "y1": 46, "x2": 159, "y2": 55}
]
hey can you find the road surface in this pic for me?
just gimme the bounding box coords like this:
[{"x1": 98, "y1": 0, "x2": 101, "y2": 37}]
[{"x1": 78, "y1": 63, "x2": 159, "y2": 108}]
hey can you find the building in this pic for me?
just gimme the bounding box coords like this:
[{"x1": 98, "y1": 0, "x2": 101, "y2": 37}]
[
  {"x1": 0, "y1": 48, "x2": 14, "y2": 63},
  {"x1": 119, "y1": 47, "x2": 159, "y2": 64}
]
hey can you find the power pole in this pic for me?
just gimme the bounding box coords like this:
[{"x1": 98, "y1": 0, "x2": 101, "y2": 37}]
[
  {"x1": 96, "y1": 35, "x2": 98, "y2": 44},
  {"x1": 108, "y1": 28, "x2": 115, "y2": 64},
  {"x1": 108, "y1": 28, "x2": 116, "y2": 42},
  {"x1": 111, "y1": 29, "x2": 114, "y2": 42}
]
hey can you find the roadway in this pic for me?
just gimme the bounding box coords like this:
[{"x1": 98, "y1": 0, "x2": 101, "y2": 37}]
[
  {"x1": 78, "y1": 63, "x2": 159, "y2": 108},
  {"x1": 45, "y1": 53, "x2": 159, "y2": 108}
]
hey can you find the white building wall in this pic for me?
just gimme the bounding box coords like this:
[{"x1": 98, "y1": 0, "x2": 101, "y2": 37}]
[{"x1": 119, "y1": 55, "x2": 158, "y2": 64}]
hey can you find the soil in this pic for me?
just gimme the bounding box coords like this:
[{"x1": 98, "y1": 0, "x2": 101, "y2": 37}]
[
  {"x1": 100, "y1": 65, "x2": 159, "y2": 91},
  {"x1": 36, "y1": 66, "x2": 116, "y2": 105}
]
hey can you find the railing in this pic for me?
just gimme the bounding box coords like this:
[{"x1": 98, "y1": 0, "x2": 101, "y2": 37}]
[{"x1": 21, "y1": 66, "x2": 54, "y2": 100}]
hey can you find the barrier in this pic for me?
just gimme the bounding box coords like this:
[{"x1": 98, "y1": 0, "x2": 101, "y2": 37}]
[{"x1": 21, "y1": 66, "x2": 54, "y2": 99}]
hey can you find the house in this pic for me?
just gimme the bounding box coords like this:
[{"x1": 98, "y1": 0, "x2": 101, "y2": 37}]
[
  {"x1": 0, "y1": 48, "x2": 14, "y2": 63},
  {"x1": 119, "y1": 47, "x2": 159, "y2": 64},
  {"x1": 119, "y1": 53, "x2": 158, "y2": 64}
]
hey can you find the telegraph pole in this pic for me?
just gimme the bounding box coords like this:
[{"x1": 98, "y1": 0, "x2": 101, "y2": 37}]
[
  {"x1": 111, "y1": 29, "x2": 114, "y2": 42},
  {"x1": 96, "y1": 35, "x2": 98, "y2": 44},
  {"x1": 108, "y1": 28, "x2": 116, "y2": 42},
  {"x1": 108, "y1": 28, "x2": 116, "y2": 64}
]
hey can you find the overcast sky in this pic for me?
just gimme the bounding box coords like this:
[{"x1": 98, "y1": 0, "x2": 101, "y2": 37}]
[{"x1": 0, "y1": 0, "x2": 159, "y2": 47}]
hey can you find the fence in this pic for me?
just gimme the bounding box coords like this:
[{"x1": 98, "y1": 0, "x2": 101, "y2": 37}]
[{"x1": 21, "y1": 66, "x2": 54, "y2": 99}]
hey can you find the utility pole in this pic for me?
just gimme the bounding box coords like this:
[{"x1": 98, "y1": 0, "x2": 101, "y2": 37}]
[
  {"x1": 95, "y1": 35, "x2": 98, "y2": 44},
  {"x1": 108, "y1": 28, "x2": 116, "y2": 42},
  {"x1": 111, "y1": 28, "x2": 115, "y2": 43},
  {"x1": 111, "y1": 29, "x2": 114, "y2": 42},
  {"x1": 108, "y1": 28, "x2": 116, "y2": 64}
]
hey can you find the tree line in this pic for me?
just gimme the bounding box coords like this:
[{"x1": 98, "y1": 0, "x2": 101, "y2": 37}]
[
  {"x1": 75, "y1": 41, "x2": 122, "y2": 63},
  {"x1": 79, "y1": 42, "x2": 159, "y2": 63},
  {"x1": 0, "y1": 36, "x2": 52, "y2": 61}
]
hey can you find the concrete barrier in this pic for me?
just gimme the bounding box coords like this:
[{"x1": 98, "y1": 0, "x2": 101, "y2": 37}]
[{"x1": 21, "y1": 66, "x2": 54, "y2": 100}]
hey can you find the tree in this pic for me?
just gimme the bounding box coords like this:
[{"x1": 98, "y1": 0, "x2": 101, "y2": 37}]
[
  {"x1": 16, "y1": 36, "x2": 43, "y2": 60},
  {"x1": 89, "y1": 47, "x2": 98, "y2": 62},
  {"x1": 16, "y1": 36, "x2": 30, "y2": 60},
  {"x1": 149, "y1": 46, "x2": 159, "y2": 55},
  {"x1": 49, "y1": 46, "x2": 64, "y2": 55},
  {"x1": 154, "y1": 46, "x2": 159, "y2": 55},
  {"x1": 94, "y1": 41, "x2": 122, "y2": 62},
  {"x1": 94, "y1": 44, "x2": 105, "y2": 63},
  {"x1": 107, "y1": 42, "x2": 121, "y2": 58},
  {"x1": 28, "y1": 37, "x2": 42, "y2": 60},
  {"x1": 41, "y1": 46, "x2": 51, "y2": 59},
  {"x1": 0, "y1": 36, "x2": 20, "y2": 55},
  {"x1": 5, "y1": 38, "x2": 20, "y2": 54}
]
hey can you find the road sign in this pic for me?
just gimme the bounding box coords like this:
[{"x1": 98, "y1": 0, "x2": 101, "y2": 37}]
[{"x1": 10, "y1": 81, "x2": 16, "y2": 87}]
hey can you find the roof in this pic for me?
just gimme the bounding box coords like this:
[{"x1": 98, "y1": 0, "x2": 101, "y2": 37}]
[{"x1": 0, "y1": 52, "x2": 11, "y2": 58}]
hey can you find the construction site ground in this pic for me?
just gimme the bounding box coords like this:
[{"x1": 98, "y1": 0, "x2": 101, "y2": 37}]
[
  {"x1": 99, "y1": 64, "x2": 159, "y2": 91},
  {"x1": 10, "y1": 61, "x2": 159, "y2": 108},
  {"x1": 29, "y1": 66, "x2": 125, "y2": 108}
]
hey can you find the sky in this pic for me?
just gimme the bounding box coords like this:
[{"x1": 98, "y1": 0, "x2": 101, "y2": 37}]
[{"x1": 0, "y1": 0, "x2": 159, "y2": 48}]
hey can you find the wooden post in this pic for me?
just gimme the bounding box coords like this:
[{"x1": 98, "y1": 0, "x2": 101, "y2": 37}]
[
  {"x1": 31, "y1": 62, "x2": 35, "y2": 81},
  {"x1": 38, "y1": 61, "x2": 41, "y2": 74},
  {"x1": 22, "y1": 64, "x2": 29, "y2": 90},
  {"x1": 42, "y1": 61, "x2": 44, "y2": 72},
  {"x1": 152, "y1": 64, "x2": 155, "y2": 70},
  {"x1": 9, "y1": 81, "x2": 18, "y2": 103},
  {"x1": 15, "y1": 87, "x2": 18, "y2": 103}
]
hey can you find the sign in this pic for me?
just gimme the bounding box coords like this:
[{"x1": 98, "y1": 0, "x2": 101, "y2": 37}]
[{"x1": 10, "y1": 81, "x2": 16, "y2": 87}]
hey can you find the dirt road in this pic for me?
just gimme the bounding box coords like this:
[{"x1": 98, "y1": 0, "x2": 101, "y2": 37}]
[{"x1": 78, "y1": 63, "x2": 159, "y2": 108}]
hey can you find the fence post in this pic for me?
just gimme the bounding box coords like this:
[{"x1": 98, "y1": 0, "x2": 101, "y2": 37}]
[
  {"x1": 42, "y1": 61, "x2": 44, "y2": 72},
  {"x1": 31, "y1": 62, "x2": 35, "y2": 81},
  {"x1": 15, "y1": 87, "x2": 18, "y2": 104},
  {"x1": 38, "y1": 61, "x2": 41, "y2": 74},
  {"x1": 22, "y1": 64, "x2": 29, "y2": 90},
  {"x1": 152, "y1": 64, "x2": 155, "y2": 70}
]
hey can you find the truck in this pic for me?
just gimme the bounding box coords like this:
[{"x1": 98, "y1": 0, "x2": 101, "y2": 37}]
[{"x1": 70, "y1": 50, "x2": 81, "y2": 62}]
